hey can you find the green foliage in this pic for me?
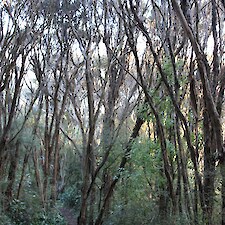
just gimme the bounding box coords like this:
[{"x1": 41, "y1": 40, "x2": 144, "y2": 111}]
[
  {"x1": 9, "y1": 199, "x2": 30, "y2": 224},
  {"x1": 61, "y1": 186, "x2": 81, "y2": 208},
  {"x1": 33, "y1": 209, "x2": 66, "y2": 225},
  {"x1": 7, "y1": 199, "x2": 66, "y2": 225},
  {"x1": 0, "y1": 210, "x2": 14, "y2": 225},
  {"x1": 137, "y1": 103, "x2": 151, "y2": 121},
  {"x1": 106, "y1": 200, "x2": 193, "y2": 225},
  {"x1": 105, "y1": 201, "x2": 157, "y2": 225},
  {"x1": 60, "y1": 150, "x2": 82, "y2": 209},
  {"x1": 162, "y1": 57, "x2": 185, "y2": 85},
  {"x1": 137, "y1": 94, "x2": 175, "y2": 131},
  {"x1": 106, "y1": 138, "x2": 163, "y2": 224},
  {"x1": 163, "y1": 58, "x2": 174, "y2": 82},
  {"x1": 106, "y1": 137, "x2": 184, "y2": 224},
  {"x1": 130, "y1": 137, "x2": 165, "y2": 186}
]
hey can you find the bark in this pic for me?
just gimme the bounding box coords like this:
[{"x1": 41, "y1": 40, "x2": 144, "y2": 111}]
[
  {"x1": 158, "y1": 182, "x2": 170, "y2": 222},
  {"x1": 51, "y1": 71, "x2": 69, "y2": 203},
  {"x1": 211, "y1": 0, "x2": 220, "y2": 98},
  {"x1": 51, "y1": 130, "x2": 60, "y2": 203},
  {"x1": 33, "y1": 148, "x2": 45, "y2": 208},
  {"x1": 43, "y1": 95, "x2": 50, "y2": 203},
  {"x1": 171, "y1": 1, "x2": 224, "y2": 224},
  {"x1": 89, "y1": 151, "x2": 96, "y2": 225},
  {"x1": 5, "y1": 141, "x2": 20, "y2": 204},
  {"x1": 176, "y1": 117, "x2": 193, "y2": 221},
  {"x1": 98, "y1": 17, "x2": 127, "y2": 216},
  {"x1": 221, "y1": 0, "x2": 225, "y2": 8},
  {"x1": 175, "y1": 149, "x2": 182, "y2": 215},
  {"x1": 78, "y1": 48, "x2": 96, "y2": 225},
  {"x1": 203, "y1": 110, "x2": 216, "y2": 225},
  {"x1": 221, "y1": 160, "x2": 225, "y2": 225},
  {"x1": 16, "y1": 153, "x2": 29, "y2": 199},
  {"x1": 0, "y1": 55, "x2": 25, "y2": 183}
]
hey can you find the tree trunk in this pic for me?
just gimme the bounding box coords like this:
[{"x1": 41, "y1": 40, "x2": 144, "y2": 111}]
[
  {"x1": 176, "y1": 117, "x2": 193, "y2": 222},
  {"x1": 33, "y1": 149, "x2": 45, "y2": 208},
  {"x1": 16, "y1": 153, "x2": 29, "y2": 199},
  {"x1": 78, "y1": 53, "x2": 95, "y2": 225},
  {"x1": 5, "y1": 141, "x2": 20, "y2": 204},
  {"x1": 203, "y1": 110, "x2": 216, "y2": 225},
  {"x1": 220, "y1": 160, "x2": 225, "y2": 225}
]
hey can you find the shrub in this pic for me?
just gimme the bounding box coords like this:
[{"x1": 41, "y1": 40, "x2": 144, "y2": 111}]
[
  {"x1": 61, "y1": 186, "x2": 81, "y2": 208},
  {"x1": 7, "y1": 199, "x2": 66, "y2": 225}
]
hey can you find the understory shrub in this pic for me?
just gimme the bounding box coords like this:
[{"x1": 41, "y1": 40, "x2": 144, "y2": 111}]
[
  {"x1": 6, "y1": 199, "x2": 66, "y2": 225},
  {"x1": 61, "y1": 186, "x2": 81, "y2": 208}
]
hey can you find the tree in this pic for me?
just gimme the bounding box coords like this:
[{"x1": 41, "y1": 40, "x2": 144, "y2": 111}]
[{"x1": 0, "y1": 1, "x2": 224, "y2": 225}]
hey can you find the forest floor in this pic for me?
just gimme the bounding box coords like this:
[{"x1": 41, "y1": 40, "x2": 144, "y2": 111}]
[{"x1": 59, "y1": 207, "x2": 77, "y2": 225}]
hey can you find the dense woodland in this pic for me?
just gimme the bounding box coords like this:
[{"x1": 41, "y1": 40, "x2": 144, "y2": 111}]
[{"x1": 0, "y1": 0, "x2": 225, "y2": 224}]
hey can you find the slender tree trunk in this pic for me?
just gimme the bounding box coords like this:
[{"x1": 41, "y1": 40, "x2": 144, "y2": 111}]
[
  {"x1": 203, "y1": 110, "x2": 216, "y2": 225},
  {"x1": 51, "y1": 76, "x2": 69, "y2": 203},
  {"x1": 175, "y1": 152, "x2": 182, "y2": 215},
  {"x1": 89, "y1": 150, "x2": 96, "y2": 225},
  {"x1": 78, "y1": 52, "x2": 95, "y2": 225},
  {"x1": 170, "y1": 1, "x2": 224, "y2": 224},
  {"x1": 16, "y1": 153, "x2": 29, "y2": 199},
  {"x1": 176, "y1": 117, "x2": 193, "y2": 222},
  {"x1": 5, "y1": 141, "x2": 20, "y2": 204},
  {"x1": 220, "y1": 161, "x2": 225, "y2": 225},
  {"x1": 51, "y1": 132, "x2": 60, "y2": 203},
  {"x1": 158, "y1": 168, "x2": 170, "y2": 223},
  {"x1": 33, "y1": 149, "x2": 45, "y2": 208}
]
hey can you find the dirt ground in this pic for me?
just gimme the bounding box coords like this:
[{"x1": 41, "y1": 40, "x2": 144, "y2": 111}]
[{"x1": 59, "y1": 207, "x2": 77, "y2": 225}]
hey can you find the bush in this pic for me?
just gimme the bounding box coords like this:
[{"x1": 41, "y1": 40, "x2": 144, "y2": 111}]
[
  {"x1": 33, "y1": 209, "x2": 66, "y2": 225},
  {"x1": 9, "y1": 199, "x2": 31, "y2": 224},
  {"x1": 7, "y1": 199, "x2": 66, "y2": 225},
  {"x1": 104, "y1": 200, "x2": 157, "y2": 225},
  {"x1": 0, "y1": 213, "x2": 14, "y2": 225},
  {"x1": 61, "y1": 186, "x2": 81, "y2": 208}
]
